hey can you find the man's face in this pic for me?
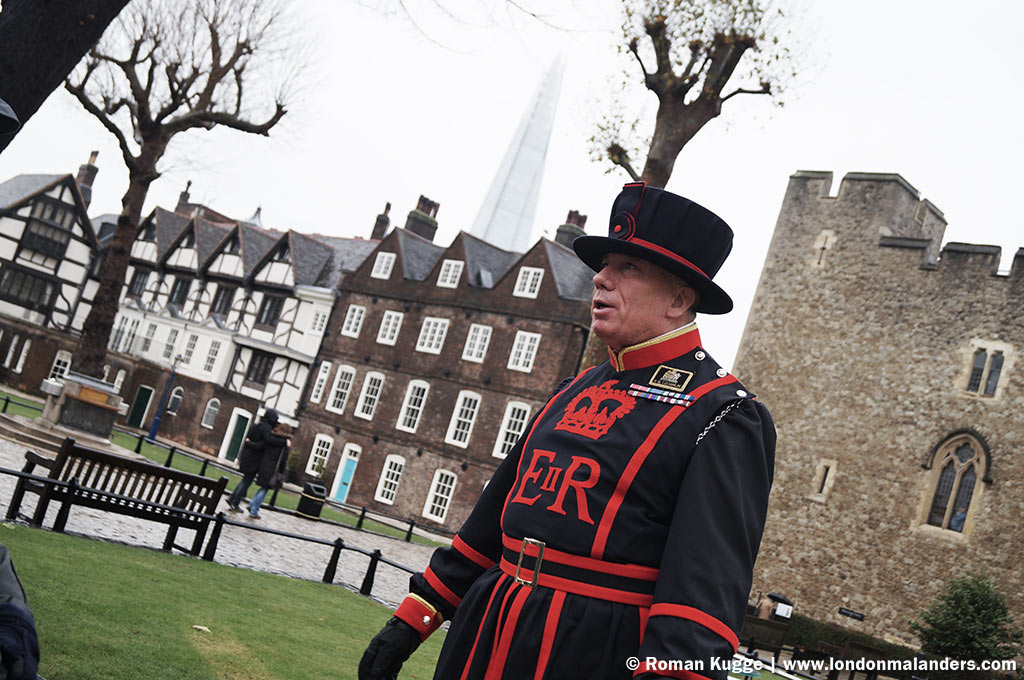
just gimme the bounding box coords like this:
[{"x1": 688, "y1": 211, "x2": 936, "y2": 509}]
[{"x1": 590, "y1": 252, "x2": 691, "y2": 351}]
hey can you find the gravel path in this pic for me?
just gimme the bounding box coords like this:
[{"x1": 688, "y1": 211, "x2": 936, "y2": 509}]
[{"x1": 0, "y1": 437, "x2": 438, "y2": 607}]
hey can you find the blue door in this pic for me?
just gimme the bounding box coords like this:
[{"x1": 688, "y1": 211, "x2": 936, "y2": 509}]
[{"x1": 334, "y1": 457, "x2": 358, "y2": 502}]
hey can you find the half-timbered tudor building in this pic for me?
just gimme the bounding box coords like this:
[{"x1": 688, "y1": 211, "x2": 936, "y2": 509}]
[
  {"x1": 110, "y1": 195, "x2": 377, "y2": 461},
  {"x1": 296, "y1": 203, "x2": 594, "y2": 531},
  {"x1": 0, "y1": 161, "x2": 104, "y2": 393}
]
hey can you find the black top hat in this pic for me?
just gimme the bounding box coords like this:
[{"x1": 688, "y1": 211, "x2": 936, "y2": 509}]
[
  {"x1": 0, "y1": 99, "x2": 20, "y2": 135},
  {"x1": 572, "y1": 181, "x2": 734, "y2": 314}
]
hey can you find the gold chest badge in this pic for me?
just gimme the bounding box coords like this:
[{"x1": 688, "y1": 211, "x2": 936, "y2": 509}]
[{"x1": 649, "y1": 364, "x2": 694, "y2": 392}]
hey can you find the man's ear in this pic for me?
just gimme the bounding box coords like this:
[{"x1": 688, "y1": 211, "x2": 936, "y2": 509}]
[{"x1": 667, "y1": 285, "x2": 697, "y2": 321}]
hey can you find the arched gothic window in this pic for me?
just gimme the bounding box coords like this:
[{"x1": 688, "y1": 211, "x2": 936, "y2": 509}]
[{"x1": 926, "y1": 434, "x2": 983, "y2": 533}]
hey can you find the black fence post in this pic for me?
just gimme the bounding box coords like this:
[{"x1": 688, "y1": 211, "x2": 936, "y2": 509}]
[
  {"x1": 164, "y1": 446, "x2": 176, "y2": 467},
  {"x1": 405, "y1": 519, "x2": 416, "y2": 542},
  {"x1": 134, "y1": 435, "x2": 144, "y2": 454},
  {"x1": 322, "y1": 538, "x2": 345, "y2": 584},
  {"x1": 361, "y1": 549, "x2": 381, "y2": 595},
  {"x1": 203, "y1": 512, "x2": 226, "y2": 561},
  {"x1": 2, "y1": 395, "x2": 9, "y2": 413},
  {"x1": 199, "y1": 459, "x2": 209, "y2": 477},
  {"x1": 356, "y1": 506, "x2": 367, "y2": 530}
]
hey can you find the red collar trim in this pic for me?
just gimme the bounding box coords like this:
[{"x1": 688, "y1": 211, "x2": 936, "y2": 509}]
[{"x1": 607, "y1": 324, "x2": 702, "y2": 372}]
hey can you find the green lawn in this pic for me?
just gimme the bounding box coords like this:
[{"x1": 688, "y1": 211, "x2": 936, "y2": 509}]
[
  {"x1": 0, "y1": 390, "x2": 44, "y2": 419},
  {"x1": 0, "y1": 523, "x2": 444, "y2": 680}
]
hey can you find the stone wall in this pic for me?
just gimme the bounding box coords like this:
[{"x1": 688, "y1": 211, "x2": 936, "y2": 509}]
[{"x1": 733, "y1": 171, "x2": 1024, "y2": 644}]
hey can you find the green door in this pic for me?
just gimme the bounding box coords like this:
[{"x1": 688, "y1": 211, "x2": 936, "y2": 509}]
[
  {"x1": 127, "y1": 386, "x2": 153, "y2": 428},
  {"x1": 225, "y1": 413, "x2": 250, "y2": 462}
]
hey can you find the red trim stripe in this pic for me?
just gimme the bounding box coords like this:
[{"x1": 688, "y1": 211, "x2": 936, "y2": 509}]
[
  {"x1": 627, "y1": 237, "x2": 709, "y2": 278},
  {"x1": 648, "y1": 603, "x2": 739, "y2": 652},
  {"x1": 454, "y1": 535, "x2": 496, "y2": 570},
  {"x1": 687, "y1": 373, "x2": 739, "y2": 400},
  {"x1": 502, "y1": 534, "x2": 658, "y2": 581},
  {"x1": 499, "y1": 557, "x2": 654, "y2": 607},
  {"x1": 423, "y1": 566, "x2": 461, "y2": 608},
  {"x1": 459, "y1": 574, "x2": 506, "y2": 680},
  {"x1": 489, "y1": 582, "x2": 519, "y2": 665},
  {"x1": 534, "y1": 591, "x2": 566, "y2": 680},
  {"x1": 501, "y1": 367, "x2": 594, "y2": 533},
  {"x1": 591, "y1": 405, "x2": 687, "y2": 559},
  {"x1": 485, "y1": 585, "x2": 531, "y2": 680},
  {"x1": 633, "y1": 660, "x2": 713, "y2": 680}
]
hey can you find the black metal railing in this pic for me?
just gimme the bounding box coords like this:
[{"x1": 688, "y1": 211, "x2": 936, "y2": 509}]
[{"x1": 0, "y1": 466, "x2": 415, "y2": 598}]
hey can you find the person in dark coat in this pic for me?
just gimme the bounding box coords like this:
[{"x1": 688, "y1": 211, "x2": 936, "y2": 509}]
[
  {"x1": 0, "y1": 544, "x2": 39, "y2": 680},
  {"x1": 246, "y1": 422, "x2": 292, "y2": 519},
  {"x1": 227, "y1": 408, "x2": 288, "y2": 516},
  {"x1": 359, "y1": 182, "x2": 775, "y2": 680}
]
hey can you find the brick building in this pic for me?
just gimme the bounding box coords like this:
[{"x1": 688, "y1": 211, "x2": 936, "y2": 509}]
[
  {"x1": 734, "y1": 171, "x2": 1024, "y2": 644},
  {"x1": 296, "y1": 200, "x2": 593, "y2": 530}
]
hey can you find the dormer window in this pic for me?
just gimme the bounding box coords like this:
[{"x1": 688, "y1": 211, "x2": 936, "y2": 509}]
[
  {"x1": 513, "y1": 266, "x2": 544, "y2": 298},
  {"x1": 436, "y1": 259, "x2": 464, "y2": 288},
  {"x1": 275, "y1": 244, "x2": 290, "y2": 262},
  {"x1": 371, "y1": 252, "x2": 396, "y2": 279},
  {"x1": 182, "y1": 231, "x2": 195, "y2": 248},
  {"x1": 226, "y1": 235, "x2": 240, "y2": 254},
  {"x1": 141, "y1": 222, "x2": 156, "y2": 242}
]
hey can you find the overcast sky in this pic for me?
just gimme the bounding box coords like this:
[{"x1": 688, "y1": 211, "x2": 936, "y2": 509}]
[{"x1": 1, "y1": 0, "x2": 1020, "y2": 370}]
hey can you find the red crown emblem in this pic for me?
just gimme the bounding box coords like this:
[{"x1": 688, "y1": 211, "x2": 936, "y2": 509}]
[{"x1": 554, "y1": 381, "x2": 636, "y2": 440}]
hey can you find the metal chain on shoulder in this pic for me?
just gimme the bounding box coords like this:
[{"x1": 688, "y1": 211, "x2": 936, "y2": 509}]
[{"x1": 695, "y1": 400, "x2": 740, "y2": 446}]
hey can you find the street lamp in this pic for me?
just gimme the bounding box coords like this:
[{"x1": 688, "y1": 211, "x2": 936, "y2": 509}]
[{"x1": 147, "y1": 354, "x2": 183, "y2": 441}]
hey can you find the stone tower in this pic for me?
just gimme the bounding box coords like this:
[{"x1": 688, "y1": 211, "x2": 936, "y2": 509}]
[{"x1": 734, "y1": 171, "x2": 1024, "y2": 645}]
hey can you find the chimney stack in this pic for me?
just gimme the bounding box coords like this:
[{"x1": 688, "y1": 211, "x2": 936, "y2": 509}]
[
  {"x1": 404, "y1": 195, "x2": 440, "y2": 242},
  {"x1": 76, "y1": 150, "x2": 99, "y2": 207},
  {"x1": 176, "y1": 180, "x2": 192, "y2": 213},
  {"x1": 372, "y1": 202, "x2": 391, "y2": 240},
  {"x1": 555, "y1": 210, "x2": 587, "y2": 248}
]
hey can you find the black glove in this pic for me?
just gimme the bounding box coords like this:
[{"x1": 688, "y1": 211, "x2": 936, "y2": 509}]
[{"x1": 358, "y1": 617, "x2": 421, "y2": 680}]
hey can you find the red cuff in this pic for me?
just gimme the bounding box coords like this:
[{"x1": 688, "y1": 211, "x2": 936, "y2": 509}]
[{"x1": 394, "y1": 595, "x2": 443, "y2": 641}]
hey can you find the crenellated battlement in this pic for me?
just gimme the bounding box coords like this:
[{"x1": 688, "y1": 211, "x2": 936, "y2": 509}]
[{"x1": 785, "y1": 171, "x2": 1021, "y2": 278}]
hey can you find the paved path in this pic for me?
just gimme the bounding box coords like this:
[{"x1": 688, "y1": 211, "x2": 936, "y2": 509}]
[{"x1": 0, "y1": 437, "x2": 437, "y2": 607}]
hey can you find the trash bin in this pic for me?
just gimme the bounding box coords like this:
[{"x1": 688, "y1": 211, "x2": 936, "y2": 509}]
[{"x1": 296, "y1": 482, "x2": 326, "y2": 519}]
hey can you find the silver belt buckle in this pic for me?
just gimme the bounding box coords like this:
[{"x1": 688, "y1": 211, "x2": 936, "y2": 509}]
[{"x1": 513, "y1": 537, "x2": 545, "y2": 587}]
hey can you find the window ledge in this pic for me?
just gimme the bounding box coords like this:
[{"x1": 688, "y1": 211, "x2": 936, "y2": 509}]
[{"x1": 913, "y1": 523, "x2": 969, "y2": 542}]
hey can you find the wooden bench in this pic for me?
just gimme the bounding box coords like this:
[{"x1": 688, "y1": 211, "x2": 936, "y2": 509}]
[
  {"x1": 739, "y1": 614, "x2": 790, "y2": 662},
  {"x1": 5, "y1": 437, "x2": 228, "y2": 556}
]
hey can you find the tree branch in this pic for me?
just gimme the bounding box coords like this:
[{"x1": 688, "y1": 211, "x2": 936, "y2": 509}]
[
  {"x1": 721, "y1": 83, "x2": 770, "y2": 102},
  {"x1": 165, "y1": 101, "x2": 286, "y2": 137},
  {"x1": 64, "y1": 77, "x2": 136, "y2": 169}
]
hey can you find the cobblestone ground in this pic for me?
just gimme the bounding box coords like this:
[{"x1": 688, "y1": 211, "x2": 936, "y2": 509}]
[{"x1": 0, "y1": 438, "x2": 437, "y2": 607}]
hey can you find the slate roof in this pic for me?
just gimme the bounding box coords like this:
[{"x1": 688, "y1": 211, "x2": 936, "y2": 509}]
[
  {"x1": 290, "y1": 232, "x2": 335, "y2": 287},
  {"x1": 91, "y1": 214, "x2": 119, "y2": 247},
  {"x1": 308, "y1": 236, "x2": 378, "y2": 289},
  {"x1": 151, "y1": 207, "x2": 191, "y2": 261},
  {"x1": 461, "y1": 231, "x2": 519, "y2": 288},
  {"x1": 239, "y1": 223, "x2": 281, "y2": 277},
  {"x1": 543, "y1": 239, "x2": 593, "y2": 301},
  {"x1": 0, "y1": 174, "x2": 64, "y2": 210},
  {"x1": 194, "y1": 217, "x2": 232, "y2": 267},
  {"x1": 395, "y1": 228, "x2": 446, "y2": 281}
]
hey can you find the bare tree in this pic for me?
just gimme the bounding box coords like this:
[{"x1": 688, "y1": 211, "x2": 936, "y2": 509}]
[
  {"x1": 592, "y1": 0, "x2": 794, "y2": 188},
  {"x1": 66, "y1": 0, "x2": 295, "y2": 376}
]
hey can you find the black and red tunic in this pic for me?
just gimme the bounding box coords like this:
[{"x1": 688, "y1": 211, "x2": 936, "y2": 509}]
[{"x1": 395, "y1": 324, "x2": 775, "y2": 680}]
